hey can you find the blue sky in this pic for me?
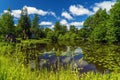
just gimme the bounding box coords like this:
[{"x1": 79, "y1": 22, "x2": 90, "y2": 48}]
[{"x1": 0, "y1": 0, "x2": 116, "y2": 29}]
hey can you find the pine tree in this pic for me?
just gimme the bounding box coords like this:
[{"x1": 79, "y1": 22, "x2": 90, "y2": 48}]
[
  {"x1": 54, "y1": 22, "x2": 61, "y2": 32},
  {"x1": 0, "y1": 8, "x2": 14, "y2": 35},
  {"x1": 31, "y1": 14, "x2": 40, "y2": 38},
  {"x1": 18, "y1": 7, "x2": 31, "y2": 39}
]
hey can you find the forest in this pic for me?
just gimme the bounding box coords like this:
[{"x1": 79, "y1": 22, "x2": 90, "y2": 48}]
[{"x1": 0, "y1": 1, "x2": 120, "y2": 43}]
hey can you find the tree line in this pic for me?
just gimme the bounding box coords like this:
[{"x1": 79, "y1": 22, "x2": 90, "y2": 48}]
[
  {"x1": 81, "y1": 1, "x2": 120, "y2": 43},
  {"x1": 0, "y1": 1, "x2": 120, "y2": 43},
  {"x1": 0, "y1": 7, "x2": 80, "y2": 42}
]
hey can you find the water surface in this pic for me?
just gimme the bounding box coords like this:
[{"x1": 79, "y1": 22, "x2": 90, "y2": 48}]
[{"x1": 22, "y1": 42, "x2": 120, "y2": 73}]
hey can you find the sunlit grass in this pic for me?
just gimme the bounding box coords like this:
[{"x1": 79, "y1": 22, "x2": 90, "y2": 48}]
[{"x1": 0, "y1": 55, "x2": 120, "y2": 80}]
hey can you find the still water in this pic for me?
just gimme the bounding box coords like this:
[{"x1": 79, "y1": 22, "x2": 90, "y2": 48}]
[{"x1": 23, "y1": 42, "x2": 120, "y2": 73}]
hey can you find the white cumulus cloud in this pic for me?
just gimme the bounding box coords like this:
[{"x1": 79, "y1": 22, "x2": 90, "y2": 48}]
[
  {"x1": 23, "y1": 6, "x2": 48, "y2": 16},
  {"x1": 69, "y1": 21, "x2": 84, "y2": 27},
  {"x1": 61, "y1": 11, "x2": 73, "y2": 20},
  {"x1": 60, "y1": 20, "x2": 84, "y2": 30},
  {"x1": 69, "y1": 21, "x2": 84, "y2": 29},
  {"x1": 69, "y1": 5, "x2": 93, "y2": 16},
  {"x1": 60, "y1": 19, "x2": 68, "y2": 25},
  {"x1": 7, "y1": 6, "x2": 56, "y2": 18},
  {"x1": 93, "y1": 0, "x2": 116, "y2": 12},
  {"x1": 48, "y1": 11, "x2": 57, "y2": 17},
  {"x1": 49, "y1": 25, "x2": 54, "y2": 29},
  {"x1": 40, "y1": 21, "x2": 52, "y2": 25},
  {"x1": 11, "y1": 10, "x2": 21, "y2": 18}
]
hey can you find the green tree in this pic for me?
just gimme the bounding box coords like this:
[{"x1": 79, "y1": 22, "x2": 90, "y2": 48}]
[
  {"x1": 47, "y1": 30, "x2": 57, "y2": 42},
  {"x1": 54, "y1": 22, "x2": 61, "y2": 32},
  {"x1": 83, "y1": 16, "x2": 94, "y2": 39},
  {"x1": 106, "y1": 2, "x2": 120, "y2": 42},
  {"x1": 83, "y1": 16, "x2": 94, "y2": 29},
  {"x1": 90, "y1": 9, "x2": 109, "y2": 42},
  {"x1": 31, "y1": 14, "x2": 40, "y2": 39},
  {"x1": 61, "y1": 25, "x2": 67, "y2": 35},
  {"x1": 0, "y1": 19, "x2": 3, "y2": 39},
  {"x1": 70, "y1": 33, "x2": 78, "y2": 41},
  {"x1": 78, "y1": 28, "x2": 90, "y2": 41},
  {"x1": 44, "y1": 28, "x2": 52, "y2": 37},
  {"x1": 17, "y1": 7, "x2": 31, "y2": 39},
  {"x1": 53, "y1": 22, "x2": 63, "y2": 41},
  {"x1": 70, "y1": 25, "x2": 77, "y2": 33},
  {"x1": 84, "y1": 8, "x2": 108, "y2": 29},
  {"x1": 82, "y1": 9, "x2": 109, "y2": 42},
  {"x1": 38, "y1": 26, "x2": 46, "y2": 38},
  {"x1": 0, "y1": 8, "x2": 14, "y2": 35}
]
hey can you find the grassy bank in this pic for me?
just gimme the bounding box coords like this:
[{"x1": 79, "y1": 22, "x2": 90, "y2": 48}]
[{"x1": 0, "y1": 55, "x2": 120, "y2": 80}]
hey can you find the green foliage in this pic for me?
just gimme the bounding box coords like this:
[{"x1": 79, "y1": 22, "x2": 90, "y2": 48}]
[
  {"x1": 0, "y1": 8, "x2": 14, "y2": 36},
  {"x1": 54, "y1": 22, "x2": 61, "y2": 32},
  {"x1": 90, "y1": 9, "x2": 109, "y2": 42},
  {"x1": 81, "y1": 3, "x2": 120, "y2": 43},
  {"x1": 60, "y1": 25, "x2": 67, "y2": 35},
  {"x1": 83, "y1": 16, "x2": 94, "y2": 28},
  {"x1": 90, "y1": 25, "x2": 107, "y2": 42},
  {"x1": 44, "y1": 28, "x2": 57, "y2": 42},
  {"x1": 82, "y1": 43, "x2": 120, "y2": 71},
  {"x1": 31, "y1": 14, "x2": 40, "y2": 39},
  {"x1": 70, "y1": 25, "x2": 77, "y2": 33},
  {"x1": 17, "y1": 7, "x2": 31, "y2": 39},
  {"x1": 38, "y1": 27, "x2": 46, "y2": 38},
  {"x1": 106, "y1": 2, "x2": 120, "y2": 43},
  {"x1": 78, "y1": 28, "x2": 88, "y2": 41},
  {"x1": 31, "y1": 14, "x2": 39, "y2": 28},
  {"x1": 106, "y1": 23, "x2": 117, "y2": 43}
]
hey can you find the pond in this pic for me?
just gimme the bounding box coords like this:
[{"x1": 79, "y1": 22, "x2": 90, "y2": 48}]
[{"x1": 21, "y1": 42, "x2": 120, "y2": 73}]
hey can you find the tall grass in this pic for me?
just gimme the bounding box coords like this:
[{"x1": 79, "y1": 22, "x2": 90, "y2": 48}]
[
  {"x1": 0, "y1": 55, "x2": 80, "y2": 80},
  {"x1": 0, "y1": 42, "x2": 120, "y2": 80}
]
